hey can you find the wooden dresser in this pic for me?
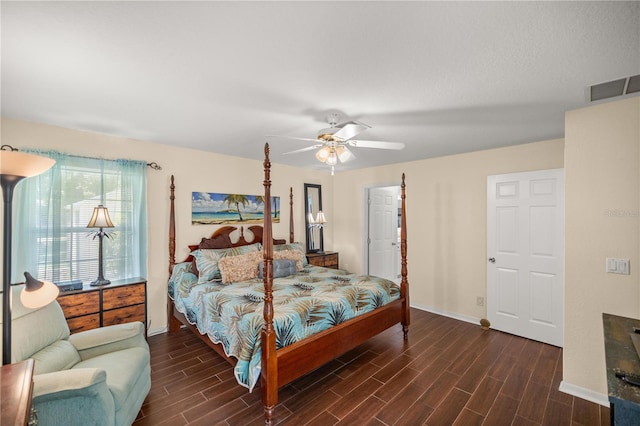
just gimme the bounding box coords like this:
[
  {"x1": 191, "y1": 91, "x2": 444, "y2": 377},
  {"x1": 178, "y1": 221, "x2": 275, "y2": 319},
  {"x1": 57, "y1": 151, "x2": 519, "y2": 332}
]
[
  {"x1": 306, "y1": 251, "x2": 339, "y2": 269},
  {"x1": 56, "y1": 277, "x2": 147, "y2": 334},
  {"x1": 1, "y1": 359, "x2": 35, "y2": 426},
  {"x1": 603, "y1": 313, "x2": 640, "y2": 425}
]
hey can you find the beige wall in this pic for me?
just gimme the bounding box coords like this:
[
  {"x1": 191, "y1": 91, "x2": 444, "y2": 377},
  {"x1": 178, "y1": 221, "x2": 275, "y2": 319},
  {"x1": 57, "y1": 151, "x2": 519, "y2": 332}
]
[
  {"x1": 564, "y1": 97, "x2": 640, "y2": 397},
  {"x1": 4, "y1": 97, "x2": 637, "y2": 401},
  {"x1": 332, "y1": 139, "x2": 564, "y2": 321},
  {"x1": 0, "y1": 118, "x2": 332, "y2": 335}
]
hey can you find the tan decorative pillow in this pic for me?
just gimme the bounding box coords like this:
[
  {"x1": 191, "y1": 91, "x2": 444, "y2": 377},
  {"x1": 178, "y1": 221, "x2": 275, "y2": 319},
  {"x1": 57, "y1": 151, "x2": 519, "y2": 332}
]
[
  {"x1": 218, "y1": 251, "x2": 262, "y2": 284},
  {"x1": 273, "y1": 249, "x2": 303, "y2": 271}
]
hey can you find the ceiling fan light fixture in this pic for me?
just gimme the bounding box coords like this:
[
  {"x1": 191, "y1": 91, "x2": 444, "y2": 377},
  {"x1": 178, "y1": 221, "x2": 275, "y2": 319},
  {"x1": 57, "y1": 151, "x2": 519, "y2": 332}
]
[
  {"x1": 326, "y1": 150, "x2": 338, "y2": 166},
  {"x1": 335, "y1": 146, "x2": 353, "y2": 163},
  {"x1": 315, "y1": 146, "x2": 330, "y2": 162}
]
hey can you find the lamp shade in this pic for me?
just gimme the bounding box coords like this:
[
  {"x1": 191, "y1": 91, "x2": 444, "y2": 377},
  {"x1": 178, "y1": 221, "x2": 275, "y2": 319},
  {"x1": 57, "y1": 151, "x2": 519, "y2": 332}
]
[
  {"x1": 87, "y1": 205, "x2": 114, "y2": 228},
  {"x1": 307, "y1": 212, "x2": 316, "y2": 224},
  {"x1": 326, "y1": 151, "x2": 338, "y2": 166},
  {"x1": 336, "y1": 146, "x2": 353, "y2": 163},
  {"x1": 0, "y1": 150, "x2": 55, "y2": 177},
  {"x1": 20, "y1": 272, "x2": 60, "y2": 309},
  {"x1": 315, "y1": 146, "x2": 330, "y2": 162},
  {"x1": 315, "y1": 211, "x2": 327, "y2": 224}
]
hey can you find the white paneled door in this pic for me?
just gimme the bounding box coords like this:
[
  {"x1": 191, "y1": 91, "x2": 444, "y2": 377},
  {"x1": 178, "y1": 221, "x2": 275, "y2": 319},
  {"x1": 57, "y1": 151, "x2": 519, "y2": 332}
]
[
  {"x1": 487, "y1": 169, "x2": 564, "y2": 347},
  {"x1": 368, "y1": 186, "x2": 400, "y2": 282}
]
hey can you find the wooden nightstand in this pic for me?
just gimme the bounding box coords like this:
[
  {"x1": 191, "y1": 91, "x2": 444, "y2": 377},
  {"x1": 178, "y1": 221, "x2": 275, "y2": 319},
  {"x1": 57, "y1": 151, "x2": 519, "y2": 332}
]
[
  {"x1": 56, "y1": 277, "x2": 147, "y2": 334},
  {"x1": 1, "y1": 359, "x2": 35, "y2": 426},
  {"x1": 306, "y1": 251, "x2": 339, "y2": 269}
]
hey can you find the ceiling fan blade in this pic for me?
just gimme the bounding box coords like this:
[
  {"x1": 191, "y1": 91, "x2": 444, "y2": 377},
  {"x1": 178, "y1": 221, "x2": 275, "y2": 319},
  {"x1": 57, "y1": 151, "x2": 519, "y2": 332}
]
[
  {"x1": 266, "y1": 135, "x2": 320, "y2": 143},
  {"x1": 332, "y1": 122, "x2": 370, "y2": 141},
  {"x1": 348, "y1": 140, "x2": 406, "y2": 150},
  {"x1": 282, "y1": 145, "x2": 322, "y2": 155}
]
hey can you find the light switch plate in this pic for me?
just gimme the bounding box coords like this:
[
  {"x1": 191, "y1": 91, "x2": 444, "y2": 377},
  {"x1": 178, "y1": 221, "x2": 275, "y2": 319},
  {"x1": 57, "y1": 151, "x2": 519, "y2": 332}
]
[{"x1": 606, "y1": 258, "x2": 630, "y2": 275}]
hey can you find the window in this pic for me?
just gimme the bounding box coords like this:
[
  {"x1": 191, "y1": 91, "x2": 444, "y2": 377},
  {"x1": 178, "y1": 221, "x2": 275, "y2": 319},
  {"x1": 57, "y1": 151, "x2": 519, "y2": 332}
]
[{"x1": 13, "y1": 150, "x2": 147, "y2": 284}]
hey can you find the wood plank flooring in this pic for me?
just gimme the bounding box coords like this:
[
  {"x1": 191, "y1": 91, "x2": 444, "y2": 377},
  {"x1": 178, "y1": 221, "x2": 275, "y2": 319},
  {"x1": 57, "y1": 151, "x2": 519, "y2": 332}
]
[{"x1": 134, "y1": 308, "x2": 610, "y2": 425}]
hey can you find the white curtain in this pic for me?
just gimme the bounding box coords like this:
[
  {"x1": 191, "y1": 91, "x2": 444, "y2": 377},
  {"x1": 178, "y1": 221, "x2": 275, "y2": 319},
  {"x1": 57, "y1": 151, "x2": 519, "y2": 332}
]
[{"x1": 12, "y1": 149, "x2": 147, "y2": 283}]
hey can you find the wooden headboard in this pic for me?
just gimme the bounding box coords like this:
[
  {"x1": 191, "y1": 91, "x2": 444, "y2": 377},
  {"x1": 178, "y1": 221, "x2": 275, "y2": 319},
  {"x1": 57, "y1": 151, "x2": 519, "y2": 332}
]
[{"x1": 168, "y1": 180, "x2": 294, "y2": 274}]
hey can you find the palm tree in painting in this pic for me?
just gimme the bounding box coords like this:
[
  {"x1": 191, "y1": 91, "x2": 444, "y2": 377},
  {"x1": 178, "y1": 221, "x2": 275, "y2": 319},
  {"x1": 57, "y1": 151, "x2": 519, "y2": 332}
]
[
  {"x1": 273, "y1": 197, "x2": 279, "y2": 219},
  {"x1": 255, "y1": 196, "x2": 265, "y2": 221},
  {"x1": 224, "y1": 194, "x2": 249, "y2": 221},
  {"x1": 255, "y1": 196, "x2": 278, "y2": 220}
]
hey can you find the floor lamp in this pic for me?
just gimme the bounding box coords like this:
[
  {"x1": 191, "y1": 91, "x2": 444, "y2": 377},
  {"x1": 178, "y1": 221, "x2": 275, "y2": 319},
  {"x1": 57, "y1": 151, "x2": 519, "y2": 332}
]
[{"x1": 1, "y1": 146, "x2": 56, "y2": 365}]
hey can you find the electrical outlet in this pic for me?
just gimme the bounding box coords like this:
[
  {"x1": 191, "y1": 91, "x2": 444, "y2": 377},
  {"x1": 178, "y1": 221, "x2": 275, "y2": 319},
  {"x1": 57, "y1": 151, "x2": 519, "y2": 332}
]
[{"x1": 476, "y1": 296, "x2": 485, "y2": 307}]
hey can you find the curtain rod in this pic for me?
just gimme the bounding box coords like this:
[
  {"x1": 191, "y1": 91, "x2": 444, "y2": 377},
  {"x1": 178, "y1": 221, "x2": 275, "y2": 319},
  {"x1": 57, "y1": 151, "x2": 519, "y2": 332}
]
[{"x1": 1, "y1": 144, "x2": 162, "y2": 171}]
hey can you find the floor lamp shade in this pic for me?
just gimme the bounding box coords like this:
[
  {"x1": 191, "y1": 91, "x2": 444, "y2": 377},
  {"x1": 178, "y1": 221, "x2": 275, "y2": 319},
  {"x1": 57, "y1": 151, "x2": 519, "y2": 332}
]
[
  {"x1": 20, "y1": 272, "x2": 60, "y2": 309},
  {"x1": 1, "y1": 148, "x2": 55, "y2": 364}
]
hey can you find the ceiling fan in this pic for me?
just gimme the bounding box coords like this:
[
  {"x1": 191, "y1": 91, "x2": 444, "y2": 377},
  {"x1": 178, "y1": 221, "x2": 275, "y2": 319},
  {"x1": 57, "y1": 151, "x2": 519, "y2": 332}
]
[{"x1": 269, "y1": 113, "x2": 405, "y2": 173}]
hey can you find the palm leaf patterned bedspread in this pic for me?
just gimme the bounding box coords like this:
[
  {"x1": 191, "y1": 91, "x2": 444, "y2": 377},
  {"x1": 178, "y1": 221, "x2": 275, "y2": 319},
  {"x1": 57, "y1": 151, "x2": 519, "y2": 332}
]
[{"x1": 169, "y1": 263, "x2": 401, "y2": 391}]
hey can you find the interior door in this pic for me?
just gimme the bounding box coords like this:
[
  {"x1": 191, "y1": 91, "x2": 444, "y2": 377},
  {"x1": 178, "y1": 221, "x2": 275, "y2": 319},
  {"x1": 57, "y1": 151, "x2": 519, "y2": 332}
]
[
  {"x1": 368, "y1": 186, "x2": 400, "y2": 281},
  {"x1": 487, "y1": 169, "x2": 564, "y2": 347}
]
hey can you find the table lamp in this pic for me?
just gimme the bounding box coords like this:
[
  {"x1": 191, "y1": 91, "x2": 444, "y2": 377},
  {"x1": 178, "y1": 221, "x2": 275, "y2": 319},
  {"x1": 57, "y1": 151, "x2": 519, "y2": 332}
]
[{"x1": 87, "y1": 205, "x2": 114, "y2": 286}]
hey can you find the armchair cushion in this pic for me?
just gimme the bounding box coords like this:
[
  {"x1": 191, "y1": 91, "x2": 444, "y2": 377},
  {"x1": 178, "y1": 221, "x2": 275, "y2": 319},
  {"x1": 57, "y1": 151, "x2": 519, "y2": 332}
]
[
  {"x1": 11, "y1": 300, "x2": 70, "y2": 363},
  {"x1": 31, "y1": 340, "x2": 81, "y2": 375},
  {"x1": 73, "y1": 346, "x2": 150, "y2": 413}
]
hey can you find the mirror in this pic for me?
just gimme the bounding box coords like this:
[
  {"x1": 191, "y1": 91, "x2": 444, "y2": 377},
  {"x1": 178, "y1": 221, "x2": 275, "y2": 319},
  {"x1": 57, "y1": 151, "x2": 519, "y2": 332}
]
[{"x1": 304, "y1": 183, "x2": 324, "y2": 253}]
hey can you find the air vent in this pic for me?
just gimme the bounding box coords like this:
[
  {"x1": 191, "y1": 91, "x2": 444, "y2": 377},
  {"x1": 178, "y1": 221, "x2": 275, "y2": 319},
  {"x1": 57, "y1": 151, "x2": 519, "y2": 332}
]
[
  {"x1": 590, "y1": 74, "x2": 640, "y2": 102},
  {"x1": 627, "y1": 74, "x2": 640, "y2": 95}
]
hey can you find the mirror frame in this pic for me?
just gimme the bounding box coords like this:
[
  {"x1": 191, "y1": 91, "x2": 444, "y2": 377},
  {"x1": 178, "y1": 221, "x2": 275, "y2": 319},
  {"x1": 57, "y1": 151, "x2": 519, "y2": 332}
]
[{"x1": 304, "y1": 183, "x2": 323, "y2": 253}]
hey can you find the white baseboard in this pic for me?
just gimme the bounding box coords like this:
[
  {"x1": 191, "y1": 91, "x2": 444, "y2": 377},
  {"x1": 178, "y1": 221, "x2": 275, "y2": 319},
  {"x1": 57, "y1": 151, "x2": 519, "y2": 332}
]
[
  {"x1": 411, "y1": 303, "x2": 481, "y2": 326},
  {"x1": 559, "y1": 381, "x2": 609, "y2": 407},
  {"x1": 148, "y1": 326, "x2": 168, "y2": 337}
]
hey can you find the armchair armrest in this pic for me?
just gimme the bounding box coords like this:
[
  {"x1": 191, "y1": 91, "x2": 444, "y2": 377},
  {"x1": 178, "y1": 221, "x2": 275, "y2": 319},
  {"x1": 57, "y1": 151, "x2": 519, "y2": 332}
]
[
  {"x1": 33, "y1": 368, "x2": 109, "y2": 398},
  {"x1": 69, "y1": 322, "x2": 147, "y2": 361},
  {"x1": 32, "y1": 369, "x2": 115, "y2": 425}
]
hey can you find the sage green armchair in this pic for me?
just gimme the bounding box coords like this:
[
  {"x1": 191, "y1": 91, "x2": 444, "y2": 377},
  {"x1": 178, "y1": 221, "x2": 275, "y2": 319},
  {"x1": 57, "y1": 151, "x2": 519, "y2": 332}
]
[{"x1": 1, "y1": 285, "x2": 150, "y2": 426}]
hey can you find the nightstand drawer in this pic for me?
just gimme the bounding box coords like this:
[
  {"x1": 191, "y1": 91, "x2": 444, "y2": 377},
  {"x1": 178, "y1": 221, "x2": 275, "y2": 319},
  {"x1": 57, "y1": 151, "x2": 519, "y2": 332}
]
[
  {"x1": 307, "y1": 256, "x2": 324, "y2": 267},
  {"x1": 306, "y1": 252, "x2": 339, "y2": 269},
  {"x1": 323, "y1": 253, "x2": 339, "y2": 268},
  {"x1": 58, "y1": 291, "x2": 100, "y2": 318},
  {"x1": 67, "y1": 314, "x2": 100, "y2": 334},
  {"x1": 103, "y1": 283, "x2": 145, "y2": 310},
  {"x1": 56, "y1": 278, "x2": 147, "y2": 333},
  {"x1": 103, "y1": 304, "x2": 145, "y2": 326}
]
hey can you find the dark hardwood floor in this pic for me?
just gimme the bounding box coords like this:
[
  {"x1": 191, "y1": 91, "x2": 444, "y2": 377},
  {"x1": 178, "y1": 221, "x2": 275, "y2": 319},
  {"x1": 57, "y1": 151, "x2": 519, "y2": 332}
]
[{"x1": 134, "y1": 308, "x2": 610, "y2": 425}]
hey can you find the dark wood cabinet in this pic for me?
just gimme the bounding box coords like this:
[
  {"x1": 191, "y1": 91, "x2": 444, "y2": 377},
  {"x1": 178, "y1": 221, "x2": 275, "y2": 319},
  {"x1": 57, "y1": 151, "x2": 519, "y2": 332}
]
[
  {"x1": 603, "y1": 313, "x2": 640, "y2": 425},
  {"x1": 57, "y1": 277, "x2": 147, "y2": 334},
  {"x1": 306, "y1": 251, "x2": 339, "y2": 269},
  {"x1": 1, "y1": 359, "x2": 34, "y2": 426}
]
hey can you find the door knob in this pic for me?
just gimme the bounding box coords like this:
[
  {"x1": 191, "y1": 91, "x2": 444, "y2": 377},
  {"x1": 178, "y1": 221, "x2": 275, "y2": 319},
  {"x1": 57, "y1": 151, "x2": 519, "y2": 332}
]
[{"x1": 488, "y1": 257, "x2": 496, "y2": 263}]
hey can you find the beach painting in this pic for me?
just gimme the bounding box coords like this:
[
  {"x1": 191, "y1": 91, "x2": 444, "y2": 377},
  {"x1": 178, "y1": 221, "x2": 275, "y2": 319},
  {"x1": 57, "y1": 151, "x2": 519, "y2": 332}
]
[{"x1": 192, "y1": 192, "x2": 280, "y2": 225}]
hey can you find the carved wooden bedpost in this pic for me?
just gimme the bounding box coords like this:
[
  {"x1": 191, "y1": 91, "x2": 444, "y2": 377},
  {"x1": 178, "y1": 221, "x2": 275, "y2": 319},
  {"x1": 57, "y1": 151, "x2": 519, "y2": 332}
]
[
  {"x1": 400, "y1": 173, "x2": 410, "y2": 338},
  {"x1": 169, "y1": 175, "x2": 176, "y2": 275},
  {"x1": 261, "y1": 144, "x2": 277, "y2": 425},
  {"x1": 168, "y1": 175, "x2": 182, "y2": 332},
  {"x1": 289, "y1": 187, "x2": 294, "y2": 243}
]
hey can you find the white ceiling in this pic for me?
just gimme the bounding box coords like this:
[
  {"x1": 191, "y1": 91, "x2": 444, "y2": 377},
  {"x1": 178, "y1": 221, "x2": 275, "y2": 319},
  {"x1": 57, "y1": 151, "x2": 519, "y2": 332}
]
[{"x1": 2, "y1": 1, "x2": 639, "y2": 173}]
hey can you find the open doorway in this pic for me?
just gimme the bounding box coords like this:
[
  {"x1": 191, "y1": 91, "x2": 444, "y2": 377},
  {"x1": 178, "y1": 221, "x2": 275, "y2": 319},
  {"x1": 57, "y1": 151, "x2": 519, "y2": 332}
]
[{"x1": 365, "y1": 185, "x2": 401, "y2": 283}]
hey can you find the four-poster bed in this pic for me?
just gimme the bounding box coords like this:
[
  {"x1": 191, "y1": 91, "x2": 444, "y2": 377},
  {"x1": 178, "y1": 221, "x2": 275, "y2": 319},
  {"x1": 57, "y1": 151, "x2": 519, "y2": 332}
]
[{"x1": 167, "y1": 143, "x2": 410, "y2": 424}]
